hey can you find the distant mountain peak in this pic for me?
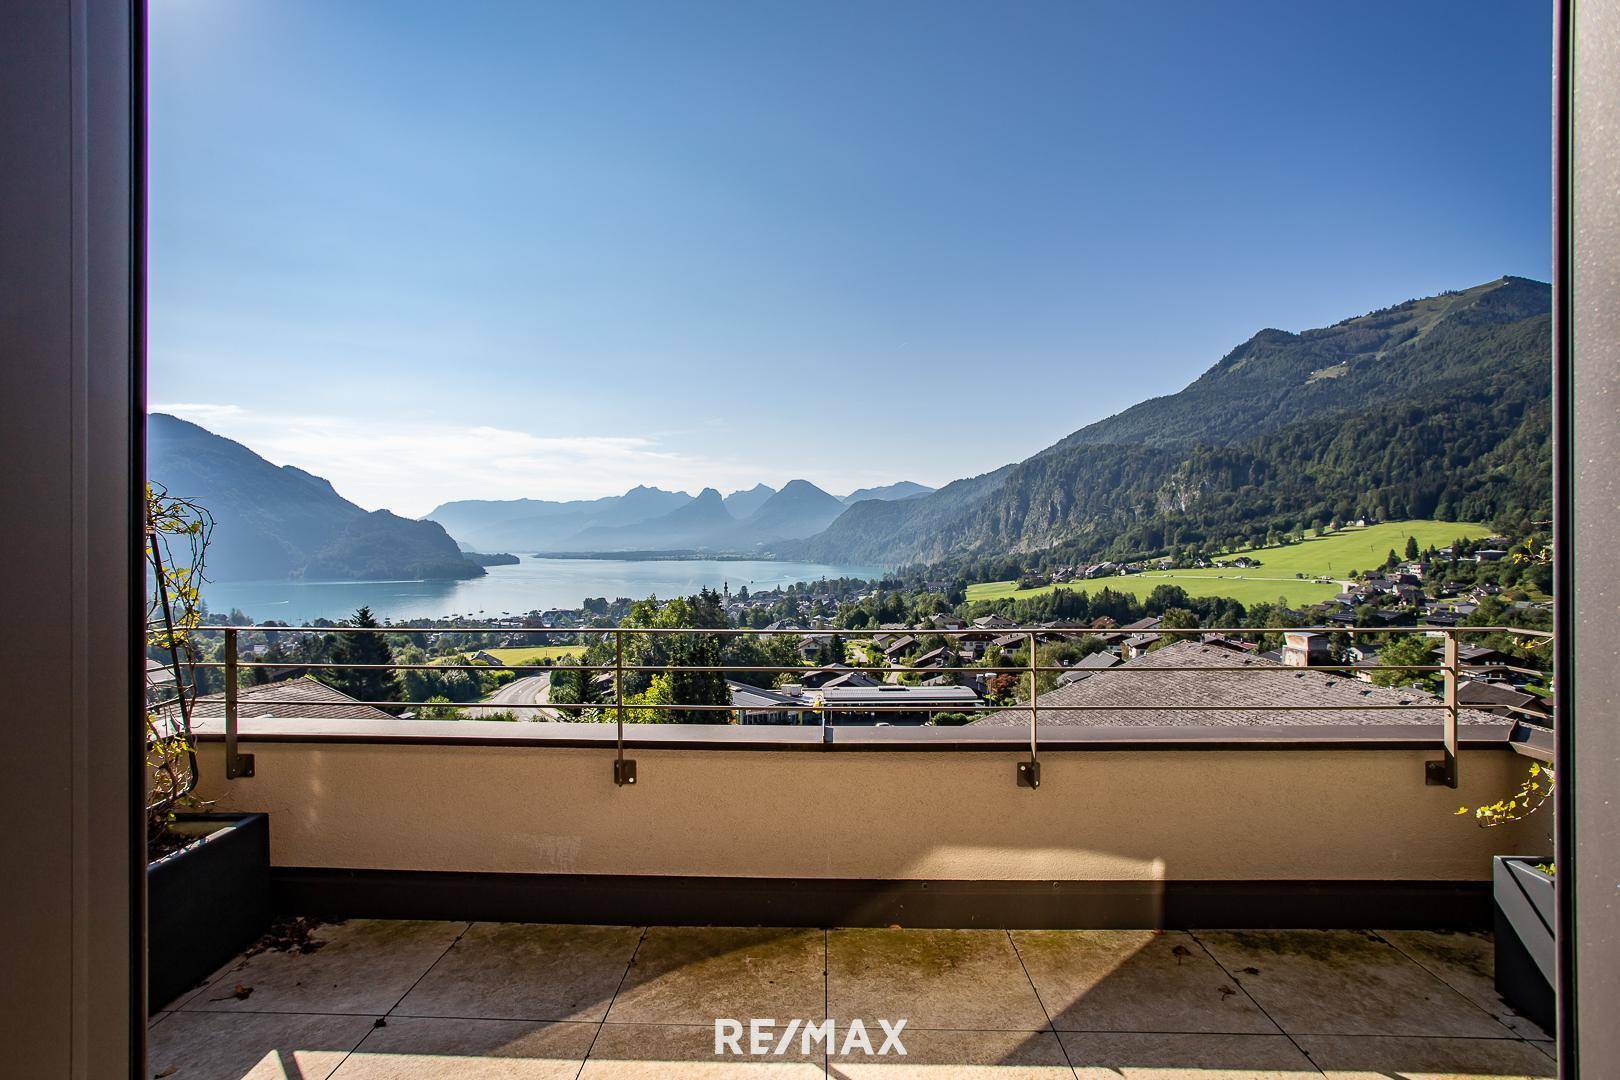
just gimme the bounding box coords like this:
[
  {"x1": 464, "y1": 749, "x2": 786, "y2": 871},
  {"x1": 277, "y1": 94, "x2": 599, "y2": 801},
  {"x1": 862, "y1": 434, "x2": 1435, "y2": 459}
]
[
  {"x1": 843, "y1": 480, "x2": 936, "y2": 505},
  {"x1": 723, "y1": 483, "x2": 777, "y2": 521}
]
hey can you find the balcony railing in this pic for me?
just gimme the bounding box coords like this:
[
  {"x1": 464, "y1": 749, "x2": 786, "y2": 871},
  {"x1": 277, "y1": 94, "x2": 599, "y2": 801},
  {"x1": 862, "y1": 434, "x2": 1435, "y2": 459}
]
[{"x1": 163, "y1": 622, "x2": 1552, "y2": 795}]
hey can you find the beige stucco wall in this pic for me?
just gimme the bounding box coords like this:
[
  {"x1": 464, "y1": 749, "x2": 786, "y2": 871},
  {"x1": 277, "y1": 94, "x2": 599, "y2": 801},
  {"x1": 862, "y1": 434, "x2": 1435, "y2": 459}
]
[{"x1": 193, "y1": 742, "x2": 1547, "y2": 881}]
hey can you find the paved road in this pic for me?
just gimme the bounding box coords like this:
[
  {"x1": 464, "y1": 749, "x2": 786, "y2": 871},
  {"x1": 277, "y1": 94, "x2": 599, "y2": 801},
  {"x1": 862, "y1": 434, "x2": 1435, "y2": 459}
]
[{"x1": 480, "y1": 673, "x2": 555, "y2": 721}]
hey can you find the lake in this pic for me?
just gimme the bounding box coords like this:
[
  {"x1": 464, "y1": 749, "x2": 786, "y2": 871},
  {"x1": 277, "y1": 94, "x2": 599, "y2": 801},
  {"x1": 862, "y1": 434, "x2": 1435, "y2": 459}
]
[{"x1": 200, "y1": 557, "x2": 885, "y2": 624}]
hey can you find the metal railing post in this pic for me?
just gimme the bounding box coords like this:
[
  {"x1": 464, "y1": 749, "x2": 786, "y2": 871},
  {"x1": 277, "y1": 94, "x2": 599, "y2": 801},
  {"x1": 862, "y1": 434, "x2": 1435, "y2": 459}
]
[
  {"x1": 1018, "y1": 630, "x2": 1041, "y2": 788},
  {"x1": 612, "y1": 627, "x2": 636, "y2": 785},
  {"x1": 1426, "y1": 629, "x2": 1459, "y2": 788},
  {"x1": 223, "y1": 627, "x2": 254, "y2": 779}
]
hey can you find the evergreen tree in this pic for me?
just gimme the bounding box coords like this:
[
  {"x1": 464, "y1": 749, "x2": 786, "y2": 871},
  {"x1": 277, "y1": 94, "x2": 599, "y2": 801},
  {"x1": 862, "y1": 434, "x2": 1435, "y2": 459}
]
[
  {"x1": 330, "y1": 606, "x2": 395, "y2": 707},
  {"x1": 1404, "y1": 536, "x2": 1420, "y2": 561}
]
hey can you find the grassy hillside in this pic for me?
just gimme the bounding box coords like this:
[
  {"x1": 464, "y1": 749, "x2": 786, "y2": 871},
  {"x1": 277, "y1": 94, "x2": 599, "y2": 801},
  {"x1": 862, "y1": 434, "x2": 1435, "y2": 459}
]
[
  {"x1": 481, "y1": 645, "x2": 586, "y2": 665},
  {"x1": 966, "y1": 521, "x2": 1493, "y2": 607}
]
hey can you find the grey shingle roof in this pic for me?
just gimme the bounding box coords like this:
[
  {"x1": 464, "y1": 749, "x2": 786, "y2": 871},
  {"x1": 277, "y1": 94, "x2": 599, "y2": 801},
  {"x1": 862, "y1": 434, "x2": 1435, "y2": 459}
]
[
  {"x1": 180, "y1": 677, "x2": 397, "y2": 723},
  {"x1": 971, "y1": 640, "x2": 1501, "y2": 728}
]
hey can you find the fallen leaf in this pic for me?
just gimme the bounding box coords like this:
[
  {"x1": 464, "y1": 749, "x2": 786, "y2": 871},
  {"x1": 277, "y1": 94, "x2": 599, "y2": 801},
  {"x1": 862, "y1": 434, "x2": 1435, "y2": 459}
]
[
  {"x1": 1170, "y1": 944, "x2": 1192, "y2": 965},
  {"x1": 154, "y1": 1069, "x2": 178, "y2": 1079},
  {"x1": 1241, "y1": 966, "x2": 1261, "y2": 975},
  {"x1": 1218, "y1": 986, "x2": 1237, "y2": 998}
]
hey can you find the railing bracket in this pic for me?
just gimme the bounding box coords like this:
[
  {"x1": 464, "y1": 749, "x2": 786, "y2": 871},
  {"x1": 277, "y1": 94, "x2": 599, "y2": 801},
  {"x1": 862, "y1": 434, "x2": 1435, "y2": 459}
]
[
  {"x1": 226, "y1": 751, "x2": 255, "y2": 779},
  {"x1": 1017, "y1": 760, "x2": 1040, "y2": 789},
  {"x1": 614, "y1": 758, "x2": 637, "y2": 786},
  {"x1": 1425, "y1": 758, "x2": 1456, "y2": 788}
]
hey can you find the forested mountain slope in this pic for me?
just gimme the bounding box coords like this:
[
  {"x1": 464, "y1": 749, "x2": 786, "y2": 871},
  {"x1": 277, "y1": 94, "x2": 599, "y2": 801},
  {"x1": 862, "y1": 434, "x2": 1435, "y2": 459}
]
[
  {"x1": 149, "y1": 414, "x2": 484, "y2": 582},
  {"x1": 795, "y1": 277, "x2": 1552, "y2": 566}
]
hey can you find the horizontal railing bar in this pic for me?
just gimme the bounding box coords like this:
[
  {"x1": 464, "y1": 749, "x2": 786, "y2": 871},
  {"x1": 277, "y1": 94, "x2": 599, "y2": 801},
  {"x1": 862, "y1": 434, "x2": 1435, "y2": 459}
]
[
  {"x1": 201, "y1": 697, "x2": 1455, "y2": 713},
  {"x1": 195, "y1": 623, "x2": 1554, "y2": 638},
  {"x1": 183, "y1": 660, "x2": 1464, "y2": 676},
  {"x1": 1458, "y1": 663, "x2": 1548, "y2": 678}
]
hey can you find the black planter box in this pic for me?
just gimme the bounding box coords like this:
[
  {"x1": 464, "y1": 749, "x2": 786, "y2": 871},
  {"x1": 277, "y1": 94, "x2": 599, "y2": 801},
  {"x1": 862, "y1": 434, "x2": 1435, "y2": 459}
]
[
  {"x1": 1493, "y1": 855, "x2": 1556, "y2": 1034},
  {"x1": 147, "y1": 812, "x2": 271, "y2": 1011}
]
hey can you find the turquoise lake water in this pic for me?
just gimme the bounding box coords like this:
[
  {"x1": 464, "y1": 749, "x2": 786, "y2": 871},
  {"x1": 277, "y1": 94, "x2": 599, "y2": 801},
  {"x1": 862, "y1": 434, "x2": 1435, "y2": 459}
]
[{"x1": 201, "y1": 557, "x2": 883, "y2": 624}]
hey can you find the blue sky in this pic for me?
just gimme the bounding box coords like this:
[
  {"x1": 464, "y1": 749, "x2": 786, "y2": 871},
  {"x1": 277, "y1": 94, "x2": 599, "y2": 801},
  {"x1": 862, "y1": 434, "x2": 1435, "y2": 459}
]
[{"x1": 149, "y1": 1, "x2": 1552, "y2": 517}]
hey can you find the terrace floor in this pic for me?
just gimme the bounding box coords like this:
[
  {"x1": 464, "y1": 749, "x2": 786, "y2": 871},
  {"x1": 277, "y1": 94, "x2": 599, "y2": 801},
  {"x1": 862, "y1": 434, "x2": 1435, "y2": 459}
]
[{"x1": 148, "y1": 920, "x2": 1555, "y2": 1079}]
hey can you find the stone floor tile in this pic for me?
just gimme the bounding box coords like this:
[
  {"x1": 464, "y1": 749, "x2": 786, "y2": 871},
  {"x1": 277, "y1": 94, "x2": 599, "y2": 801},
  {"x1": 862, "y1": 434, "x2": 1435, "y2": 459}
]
[
  {"x1": 392, "y1": 922, "x2": 642, "y2": 1022},
  {"x1": 827, "y1": 929, "x2": 1048, "y2": 1032},
  {"x1": 147, "y1": 1009, "x2": 377, "y2": 1080},
  {"x1": 1378, "y1": 930, "x2": 1552, "y2": 1041},
  {"x1": 1013, "y1": 929, "x2": 1278, "y2": 1034},
  {"x1": 1296, "y1": 1033, "x2": 1556, "y2": 1079},
  {"x1": 581, "y1": 1022, "x2": 826, "y2": 1077},
  {"x1": 605, "y1": 927, "x2": 826, "y2": 1026},
  {"x1": 328, "y1": 1016, "x2": 597, "y2": 1079},
  {"x1": 831, "y1": 1028, "x2": 1073, "y2": 1078},
  {"x1": 182, "y1": 919, "x2": 468, "y2": 1016},
  {"x1": 1059, "y1": 1031, "x2": 1322, "y2": 1078},
  {"x1": 1195, "y1": 931, "x2": 1511, "y2": 1038}
]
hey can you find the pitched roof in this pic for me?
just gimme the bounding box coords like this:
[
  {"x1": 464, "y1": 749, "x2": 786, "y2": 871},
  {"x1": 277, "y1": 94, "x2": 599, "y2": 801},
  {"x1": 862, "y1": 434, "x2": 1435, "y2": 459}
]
[
  {"x1": 179, "y1": 677, "x2": 397, "y2": 723},
  {"x1": 971, "y1": 640, "x2": 1502, "y2": 729}
]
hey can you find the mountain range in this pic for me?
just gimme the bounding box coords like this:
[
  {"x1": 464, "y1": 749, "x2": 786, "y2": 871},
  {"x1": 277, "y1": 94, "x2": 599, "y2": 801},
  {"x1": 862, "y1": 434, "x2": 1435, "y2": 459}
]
[
  {"x1": 425, "y1": 478, "x2": 933, "y2": 553},
  {"x1": 147, "y1": 414, "x2": 485, "y2": 582},
  {"x1": 149, "y1": 276, "x2": 1551, "y2": 583},
  {"x1": 791, "y1": 276, "x2": 1552, "y2": 567}
]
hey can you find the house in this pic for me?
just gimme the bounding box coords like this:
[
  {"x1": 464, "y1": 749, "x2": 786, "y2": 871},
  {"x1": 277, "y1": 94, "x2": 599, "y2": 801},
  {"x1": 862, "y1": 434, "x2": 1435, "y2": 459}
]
[
  {"x1": 1457, "y1": 679, "x2": 1551, "y2": 724},
  {"x1": 882, "y1": 635, "x2": 919, "y2": 660},
  {"x1": 728, "y1": 681, "x2": 809, "y2": 725},
  {"x1": 1054, "y1": 651, "x2": 1120, "y2": 687},
  {"x1": 799, "y1": 665, "x2": 852, "y2": 689},
  {"x1": 818, "y1": 683, "x2": 981, "y2": 726},
  {"x1": 1099, "y1": 617, "x2": 1160, "y2": 649},
  {"x1": 966, "y1": 614, "x2": 1017, "y2": 638},
  {"x1": 470, "y1": 650, "x2": 503, "y2": 666},
  {"x1": 930, "y1": 614, "x2": 967, "y2": 632},
  {"x1": 821, "y1": 670, "x2": 882, "y2": 690},
  {"x1": 1281, "y1": 631, "x2": 1332, "y2": 668},
  {"x1": 1432, "y1": 643, "x2": 1519, "y2": 682},
  {"x1": 1123, "y1": 633, "x2": 1160, "y2": 659},
  {"x1": 912, "y1": 646, "x2": 957, "y2": 669}
]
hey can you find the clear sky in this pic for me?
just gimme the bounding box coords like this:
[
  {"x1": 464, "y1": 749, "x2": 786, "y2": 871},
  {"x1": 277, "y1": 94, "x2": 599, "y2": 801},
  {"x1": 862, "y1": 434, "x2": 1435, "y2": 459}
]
[{"x1": 149, "y1": 1, "x2": 1552, "y2": 517}]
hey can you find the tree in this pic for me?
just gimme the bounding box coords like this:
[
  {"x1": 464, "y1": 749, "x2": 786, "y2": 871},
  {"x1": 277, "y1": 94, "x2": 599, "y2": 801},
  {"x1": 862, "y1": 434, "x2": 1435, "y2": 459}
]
[
  {"x1": 1404, "y1": 536, "x2": 1420, "y2": 561},
  {"x1": 1368, "y1": 634, "x2": 1439, "y2": 691},
  {"x1": 330, "y1": 606, "x2": 395, "y2": 707},
  {"x1": 1149, "y1": 607, "x2": 1200, "y2": 650},
  {"x1": 548, "y1": 663, "x2": 603, "y2": 711}
]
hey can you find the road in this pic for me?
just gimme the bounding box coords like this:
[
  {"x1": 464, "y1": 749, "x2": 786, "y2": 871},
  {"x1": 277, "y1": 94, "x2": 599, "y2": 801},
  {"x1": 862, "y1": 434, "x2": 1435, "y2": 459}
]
[{"x1": 480, "y1": 673, "x2": 556, "y2": 721}]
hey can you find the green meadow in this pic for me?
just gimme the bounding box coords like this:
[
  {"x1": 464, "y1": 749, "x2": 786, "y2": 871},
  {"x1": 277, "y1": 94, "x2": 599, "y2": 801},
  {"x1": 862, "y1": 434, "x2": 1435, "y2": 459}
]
[
  {"x1": 965, "y1": 521, "x2": 1494, "y2": 608},
  {"x1": 443, "y1": 645, "x2": 586, "y2": 665}
]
